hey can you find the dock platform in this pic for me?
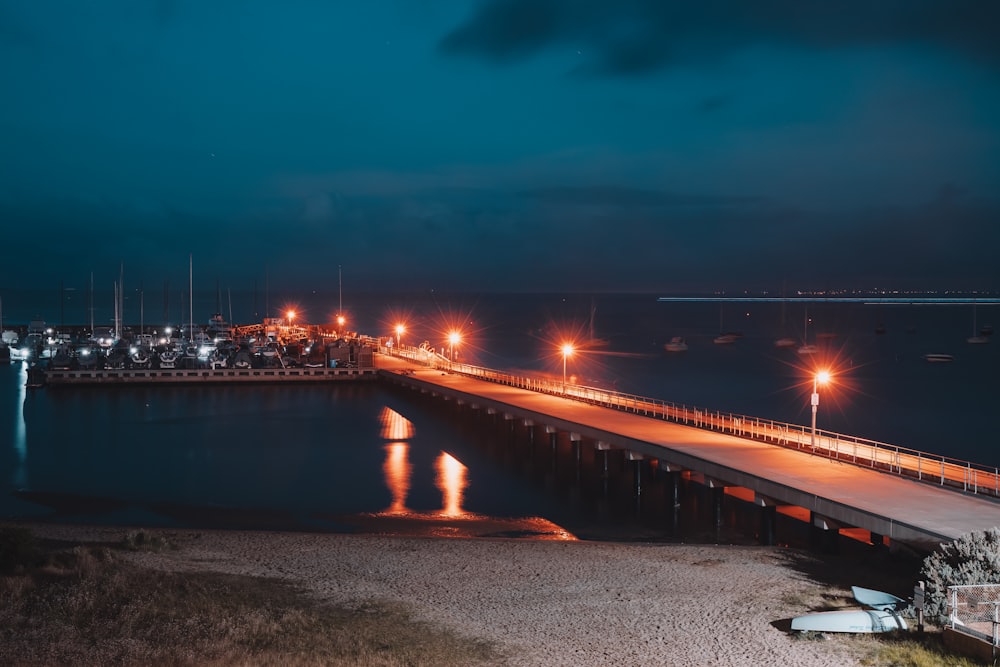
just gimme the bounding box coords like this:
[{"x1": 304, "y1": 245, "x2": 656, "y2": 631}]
[{"x1": 43, "y1": 366, "x2": 377, "y2": 385}]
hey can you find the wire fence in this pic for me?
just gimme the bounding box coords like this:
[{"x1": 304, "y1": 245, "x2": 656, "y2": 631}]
[
  {"x1": 377, "y1": 341, "x2": 1000, "y2": 500},
  {"x1": 948, "y1": 584, "x2": 1000, "y2": 646}
]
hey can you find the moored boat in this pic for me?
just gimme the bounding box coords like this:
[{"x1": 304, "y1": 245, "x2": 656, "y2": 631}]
[
  {"x1": 923, "y1": 353, "x2": 955, "y2": 363},
  {"x1": 157, "y1": 347, "x2": 179, "y2": 369},
  {"x1": 130, "y1": 347, "x2": 151, "y2": 368},
  {"x1": 664, "y1": 336, "x2": 688, "y2": 352}
]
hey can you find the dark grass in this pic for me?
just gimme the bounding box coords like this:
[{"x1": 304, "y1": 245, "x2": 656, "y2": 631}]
[{"x1": 0, "y1": 525, "x2": 504, "y2": 666}]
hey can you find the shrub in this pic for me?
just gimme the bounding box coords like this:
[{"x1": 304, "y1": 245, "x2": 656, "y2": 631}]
[
  {"x1": 121, "y1": 530, "x2": 171, "y2": 552},
  {"x1": 918, "y1": 528, "x2": 1000, "y2": 625},
  {"x1": 0, "y1": 525, "x2": 41, "y2": 574}
]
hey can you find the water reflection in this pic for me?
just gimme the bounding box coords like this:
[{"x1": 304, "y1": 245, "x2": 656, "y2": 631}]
[
  {"x1": 379, "y1": 406, "x2": 414, "y2": 440},
  {"x1": 383, "y1": 442, "x2": 411, "y2": 514},
  {"x1": 436, "y1": 452, "x2": 467, "y2": 517},
  {"x1": 378, "y1": 406, "x2": 468, "y2": 517},
  {"x1": 13, "y1": 363, "x2": 27, "y2": 486}
]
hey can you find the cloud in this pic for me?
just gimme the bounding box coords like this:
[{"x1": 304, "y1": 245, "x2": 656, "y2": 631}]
[
  {"x1": 522, "y1": 185, "x2": 762, "y2": 208},
  {"x1": 439, "y1": 0, "x2": 1000, "y2": 76}
]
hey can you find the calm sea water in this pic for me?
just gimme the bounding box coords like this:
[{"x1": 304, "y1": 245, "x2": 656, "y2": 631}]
[{"x1": 2, "y1": 291, "x2": 998, "y2": 537}]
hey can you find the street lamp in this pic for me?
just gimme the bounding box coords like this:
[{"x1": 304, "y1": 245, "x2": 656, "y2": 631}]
[
  {"x1": 448, "y1": 330, "x2": 461, "y2": 369},
  {"x1": 337, "y1": 314, "x2": 346, "y2": 332},
  {"x1": 395, "y1": 323, "x2": 405, "y2": 350},
  {"x1": 561, "y1": 343, "x2": 574, "y2": 390},
  {"x1": 811, "y1": 370, "x2": 831, "y2": 451},
  {"x1": 287, "y1": 310, "x2": 295, "y2": 335}
]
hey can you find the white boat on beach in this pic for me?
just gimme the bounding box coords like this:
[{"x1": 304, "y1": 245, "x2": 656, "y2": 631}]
[
  {"x1": 850, "y1": 586, "x2": 905, "y2": 611},
  {"x1": 790, "y1": 608, "x2": 907, "y2": 633},
  {"x1": 791, "y1": 586, "x2": 908, "y2": 634}
]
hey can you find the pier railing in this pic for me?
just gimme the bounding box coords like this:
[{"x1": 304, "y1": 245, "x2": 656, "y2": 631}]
[{"x1": 381, "y1": 344, "x2": 1000, "y2": 500}]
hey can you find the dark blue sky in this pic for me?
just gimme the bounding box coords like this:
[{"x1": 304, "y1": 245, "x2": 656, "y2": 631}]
[{"x1": 3, "y1": 1, "x2": 999, "y2": 294}]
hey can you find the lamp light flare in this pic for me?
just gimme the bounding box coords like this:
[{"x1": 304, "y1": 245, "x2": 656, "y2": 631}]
[{"x1": 561, "y1": 342, "x2": 574, "y2": 389}]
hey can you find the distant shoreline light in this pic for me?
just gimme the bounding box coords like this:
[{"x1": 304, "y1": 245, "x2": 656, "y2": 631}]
[{"x1": 657, "y1": 296, "x2": 1000, "y2": 305}]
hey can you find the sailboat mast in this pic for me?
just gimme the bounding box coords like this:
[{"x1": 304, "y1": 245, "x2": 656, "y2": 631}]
[
  {"x1": 189, "y1": 254, "x2": 193, "y2": 344},
  {"x1": 338, "y1": 264, "x2": 343, "y2": 316}
]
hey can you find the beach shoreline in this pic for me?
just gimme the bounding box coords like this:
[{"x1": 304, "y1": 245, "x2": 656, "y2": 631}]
[{"x1": 16, "y1": 522, "x2": 922, "y2": 666}]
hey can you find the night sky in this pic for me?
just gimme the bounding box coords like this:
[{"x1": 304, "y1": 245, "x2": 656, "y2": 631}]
[{"x1": 3, "y1": 1, "x2": 999, "y2": 294}]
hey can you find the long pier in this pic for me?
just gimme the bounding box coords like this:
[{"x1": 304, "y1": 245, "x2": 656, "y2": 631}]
[{"x1": 377, "y1": 352, "x2": 1000, "y2": 553}]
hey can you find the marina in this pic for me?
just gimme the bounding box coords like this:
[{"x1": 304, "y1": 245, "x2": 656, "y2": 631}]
[{"x1": 2, "y1": 291, "x2": 999, "y2": 547}]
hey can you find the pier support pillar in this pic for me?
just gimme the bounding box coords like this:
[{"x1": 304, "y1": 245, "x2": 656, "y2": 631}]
[
  {"x1": 809, "y1": 512, "x2": 841, "y2": 554},
  {"x1": 596, "y1": 441, "x2": 612, "y2": 495},
  {"x1": 664, "y1": 470, "x2": 681, "y2": 534},
  {"x1": 712, "y1": 486, "x2": 725, "y2": 532},
  {"x1": 627, "y1": 451, "x2": 645, "y2": 514},
  {"x1": 504, "y1": 413, "x2": 516, "y2": 436},
  {"x1": 753, "y1": 494, "x2": 779, "y2": 546},
  {"x1": 545, "y1": 426, "x2": 558, "y2": 473},
  {"x1": 870, "y1": 531, "x2": 885, "y2": 549},
  {"x1": 759, "y1": 505, "x2": 777, "y2": 546},
  {"x1": 570, "y1": 433, "x2": 582, "y2": 481}
]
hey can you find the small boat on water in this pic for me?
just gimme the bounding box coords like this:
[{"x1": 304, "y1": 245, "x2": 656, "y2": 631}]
[
  {"x1": 157, "y1": 348, "x2": 179, "y2": 369},
  {"x1": 773, "y1": 337, "x2": 796, "y2": 349},
  {"x1": 76, "y1": 346, "x2": 98, "y2": 369},
  {"x1": 130, "y1": 347, "x2": 151, "y2": 369},
  {"x1": 923, "y1": 353, "x2": 955, "y2": 363},
  {"x1": 664, "y1": 337, "x2": 688, "y2": 352},
  {"x1": 713, "y1": 333, "x2": 738, "y2": 345},
  {"x1": 797, "y1": 344, "x2": 818, "y2": 355},
  {"x1": 50, "y1": 346, "x2": 73, "y2": 370},
  {"x1": 26, "y1": 363, "x2": 46, "y2": 388}
]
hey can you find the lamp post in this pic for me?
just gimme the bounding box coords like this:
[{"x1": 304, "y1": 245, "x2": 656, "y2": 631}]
[
  {"x1": 287, "y1": 310, "x2": 295, "y2": 336},
  {"x1": 811, "y1": 370, "x2": 830, "y2": 451},
  {"x1": 395, "y1": 324, "x2": 405, "y2": 350},
  {"x1": 561, "y1": 343, "x2": 574, "y2": 391},
  {"x1": 337, "y1": 314, "x2": 346, "y2": 333},
  {"x1": 448, "y1": 331, "x2": 461, "y2": 370}
]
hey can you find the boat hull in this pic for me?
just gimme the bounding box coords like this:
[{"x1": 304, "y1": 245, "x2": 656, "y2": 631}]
[
  {"x1": 851, "y1": 586, "x2": 905, "y2": 611},
  {"x1": 791, "y1": 609, "x2": 907, "y2": 633}
]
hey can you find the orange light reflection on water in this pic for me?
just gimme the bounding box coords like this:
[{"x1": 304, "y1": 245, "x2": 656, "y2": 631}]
[
  {"x1": 383, "y1": 442, "x2": 411, "y2": 514},
  {"x1": 379, "y1": 406, "x2": 414, "y2": 441},
  {"x1": 436, "y1": 452, "x2": 468, "y2": 517}
]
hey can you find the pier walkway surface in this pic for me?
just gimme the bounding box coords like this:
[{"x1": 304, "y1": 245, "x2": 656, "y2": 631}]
[{"x1": 376, "y1": 354, "x2": 1000, "y2": 552}]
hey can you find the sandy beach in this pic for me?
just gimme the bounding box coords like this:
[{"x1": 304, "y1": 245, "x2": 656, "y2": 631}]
[{"x1": 20, "y1": 523, "x2": 917, "y2": 666}]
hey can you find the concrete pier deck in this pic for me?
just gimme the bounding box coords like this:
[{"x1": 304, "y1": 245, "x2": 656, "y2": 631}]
[{"x1": 377, "y1": 355, "x2": 1000, "y2": 552}]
